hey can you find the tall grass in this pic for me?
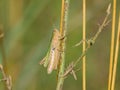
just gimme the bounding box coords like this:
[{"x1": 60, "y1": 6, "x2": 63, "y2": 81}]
[
  {"x1": 82, "y1": 0, "x2": 86, "y2": 90},
  {"x1": 111, "y1": 13, "x2": 120, "y2": 90},
  {"x1": 108, "y1": 0, "x2": 116, "y2": 90}
]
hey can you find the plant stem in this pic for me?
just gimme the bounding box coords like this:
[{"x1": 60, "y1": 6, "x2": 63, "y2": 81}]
[
  {"x1": 108, "y1": 0, "x2": 116, "y2": 90},
  {"x1": 82, "y1": 0, "x2": 86, "y2": 90},
  {"x1": 56, "y1": 0, "x2": 69, "y2": 90},
  {"x1": 111, "y1": 13, "x2": 120, "y2": 90},
  {"x1": 63, "y1": 4, "x2": 111, "y2": 78}
]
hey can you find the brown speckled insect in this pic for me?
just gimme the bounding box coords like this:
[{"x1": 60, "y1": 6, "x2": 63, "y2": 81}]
[{"x1": 39, "y1": 29, "x2": 62, "y2": 74}]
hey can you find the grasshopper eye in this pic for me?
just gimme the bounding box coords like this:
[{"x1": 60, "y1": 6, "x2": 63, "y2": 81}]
[{"x1": 52, "y1": 47, "x2": 55, "y2": 50}]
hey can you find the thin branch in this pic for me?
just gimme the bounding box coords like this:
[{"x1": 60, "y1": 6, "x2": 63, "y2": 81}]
[
  {"x1": 63, "y1": 4, "x2": 111, "y2": 78},
  {"x1": 0, "y1": 64, "x2": 12, "y2": 90}
]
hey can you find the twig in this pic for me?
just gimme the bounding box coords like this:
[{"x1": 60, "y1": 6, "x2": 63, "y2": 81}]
[
  {"x1": 56, "y1": 0, "x2": 69, "y2": 90},
  {"x1": 0, "y1": 64, "x2": 12, "y2": 90},
  {"x1": 108, "y1": 1, "x2": 116, "y2": 90},
  {"x1": 111, "y1": 13, "x2": 120, "y2": 90},
  {"x1": 62, "y1": 62, "x2": 81, "y2": 80},
  {"x1": 63, "y1": 3, "x2": 111, "y2": 78}
]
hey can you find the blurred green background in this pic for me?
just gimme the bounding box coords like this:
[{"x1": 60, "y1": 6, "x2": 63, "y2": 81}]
[{"x1": 0, "y1": 0, "x2": 120, "y2": 90}]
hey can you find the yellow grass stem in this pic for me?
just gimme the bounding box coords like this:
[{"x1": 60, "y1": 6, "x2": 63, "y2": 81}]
[
  {"x1": 108, "y1": 0, "x2": 116, "y2": 90},
  {"x1": 82, "y1": 0, "x2": 86, "y2": 90},
  {"x1": 60, "y1": 0, "x2": 65, "y2": 35},
  {"x1": 56, "y1": 0, "x2": 69, "y2": 90},
  {"x1": 111, "y1": 13, "x2": 120, "y2": 90}
]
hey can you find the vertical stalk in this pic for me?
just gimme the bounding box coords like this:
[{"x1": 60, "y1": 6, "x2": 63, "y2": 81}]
[
  {"x1": 111, "y1": 13, "x2": 120, "y2": 90},
  {"x1": 56, "y1": 0, "x2": 69, "y2": 90},
  {"x1": 108, "y1": 0, "x2": 116, "y2": 90},
  {"x1": 82, "y1": 0, "x2": 86, "y2": 90}
]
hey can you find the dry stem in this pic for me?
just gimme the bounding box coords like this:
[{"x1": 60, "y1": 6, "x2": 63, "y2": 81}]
[
  {"x1": 0, "y1": 64, "x2": 12, "y2": 90},
  {"x1": 82, "y1": 0, "x2": 86, "y2": 89},
  {"x1": 111, "y1": 13, "x2": 120, "y2": 90},
  {"x1": 108, "y1": 1, "x2": 116, "y2": 90},
  {"x1": 63, "y1": 4, "x2": 111, "y2": 78},
  {"x1": 56, "y1": 0, "x2": 69, "y2": 90}
]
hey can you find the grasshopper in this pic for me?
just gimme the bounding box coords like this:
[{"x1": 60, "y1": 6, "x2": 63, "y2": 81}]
[{"x1": 39, "y1": 29, "x2": 63, "y2": 74}]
